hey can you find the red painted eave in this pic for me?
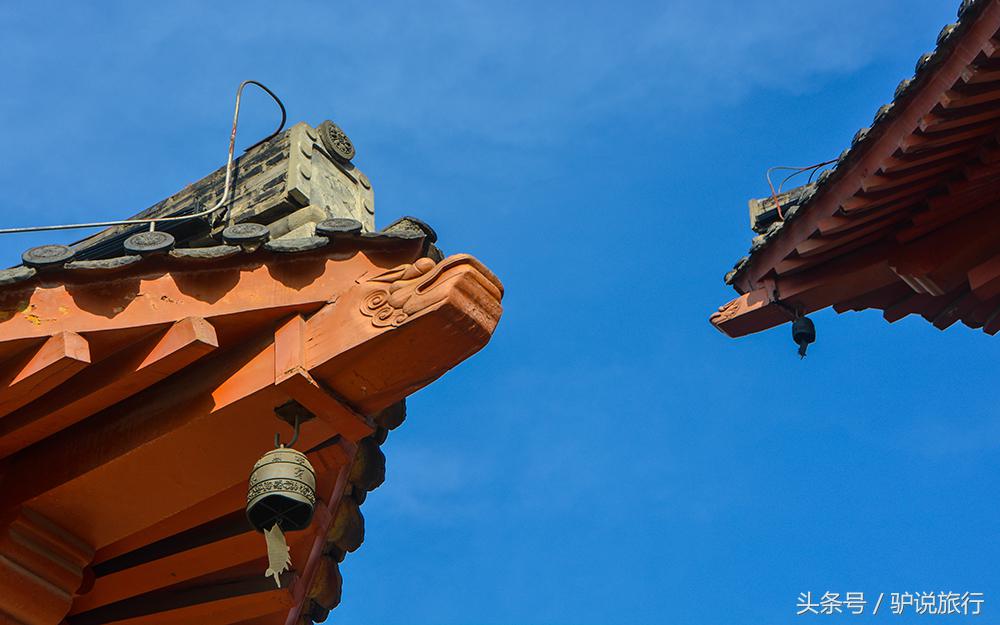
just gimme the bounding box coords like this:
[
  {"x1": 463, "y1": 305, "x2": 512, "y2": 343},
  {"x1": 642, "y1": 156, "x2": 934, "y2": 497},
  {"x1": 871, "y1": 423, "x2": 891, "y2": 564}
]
[{"x1": 712, "y1": 0, "x2": 1000, "y2": 338}]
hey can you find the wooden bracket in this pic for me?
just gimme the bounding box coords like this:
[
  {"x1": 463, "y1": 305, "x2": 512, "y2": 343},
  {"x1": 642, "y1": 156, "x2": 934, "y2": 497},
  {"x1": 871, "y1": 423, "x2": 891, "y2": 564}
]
[{"x1": 274, "y1": 316, "x2": 374, "y2": 442}]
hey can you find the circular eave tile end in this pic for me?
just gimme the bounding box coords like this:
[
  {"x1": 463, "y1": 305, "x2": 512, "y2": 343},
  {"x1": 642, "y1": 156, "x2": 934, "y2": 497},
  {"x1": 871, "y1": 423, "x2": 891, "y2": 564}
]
[
  {"x1": 316, "y1": 218, "x2": 363, "y2": 236},
  {"x1": 318, "y1": 120, "x2": 356, "y2": 163},
  {"x1": 22, "y1": 244, "x2": 74, "y2": 268},
  {"x1": 124, "y1": 231, "x2": 176, "y2": 255},
  {"x1": 222, "y1": 222, "x2": 271, "y2": 246}
]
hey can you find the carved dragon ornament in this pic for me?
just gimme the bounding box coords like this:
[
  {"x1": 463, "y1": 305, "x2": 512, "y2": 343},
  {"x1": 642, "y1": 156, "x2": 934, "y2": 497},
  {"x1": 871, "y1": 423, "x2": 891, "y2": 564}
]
[{"x1": 358, "y1": 254, "x2": 503, "y2": 329}]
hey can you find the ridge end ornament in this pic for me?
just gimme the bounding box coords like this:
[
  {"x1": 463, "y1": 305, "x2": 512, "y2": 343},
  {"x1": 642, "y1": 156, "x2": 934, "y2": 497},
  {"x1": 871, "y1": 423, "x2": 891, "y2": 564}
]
[{"x1": 318, "y1": 120, "x2": 356, "y2": 163}]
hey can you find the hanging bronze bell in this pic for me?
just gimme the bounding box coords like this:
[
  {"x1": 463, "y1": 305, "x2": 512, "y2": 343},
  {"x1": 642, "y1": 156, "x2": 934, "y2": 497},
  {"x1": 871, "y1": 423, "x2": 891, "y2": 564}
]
[
  {"x1": 247, "y1": 446, "x2": 317, "y2": 532},
  {"x1": 247, "y1": 444, "x2": 317, "y2": 587}
]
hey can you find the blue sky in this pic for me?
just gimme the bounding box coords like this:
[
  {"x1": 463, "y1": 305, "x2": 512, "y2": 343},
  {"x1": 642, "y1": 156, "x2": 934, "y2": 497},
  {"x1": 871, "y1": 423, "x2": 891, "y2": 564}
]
[{"x1": 1, "y1": 1, "x2": 997, "y2": 623}]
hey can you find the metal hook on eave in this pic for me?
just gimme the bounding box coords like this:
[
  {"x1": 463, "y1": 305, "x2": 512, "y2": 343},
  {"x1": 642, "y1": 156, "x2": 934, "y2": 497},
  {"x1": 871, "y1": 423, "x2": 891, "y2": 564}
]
[{"x1": 274, "y1": 413, "x2": 301, "y2": 449}]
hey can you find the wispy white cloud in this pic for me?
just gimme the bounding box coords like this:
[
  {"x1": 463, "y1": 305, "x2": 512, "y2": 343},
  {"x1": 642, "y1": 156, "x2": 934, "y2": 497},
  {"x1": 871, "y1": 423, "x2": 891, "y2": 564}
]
[
  {"x1": 313, "y1": 0, "x2": 922, "y2": 145},
  {"x1": 376, "y1": 442, "x2": 495, "y2": 523},
  {"x1": 899, "y1": 417, "x2": 1000, "y2": 457},
  {"x1": 0, "y1": 0, "x2": 945, "y2": 244},
  {"x1": 0, "y1": 0, "x2": 925, "y2": 149}
]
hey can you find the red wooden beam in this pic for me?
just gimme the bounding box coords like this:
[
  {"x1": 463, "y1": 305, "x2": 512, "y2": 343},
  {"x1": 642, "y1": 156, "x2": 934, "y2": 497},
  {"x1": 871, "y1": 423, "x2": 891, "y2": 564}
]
[
  {"x1": 960, "y1": 158, "x2": 1000, "y2": 181},
  {"x1": 919, "y1": 105, "x2": 1000, "y2": 132},
  {"x1": 780, "y1": 261, "x2": 900, "y2": 309},
  {"x1": 899, "y1": 123, "x2": 997, "y2": 154},
  {"x1": 229, "y1": 611, "x2": 288, "y2": 625},
  {"x1": 880, "y1": 144, "x2": 974, "y2": 174},
  {"x1": 959, "y1": 65, "x2": 1000, "y2": 85},
  {"x1": 861, "y1": 161, "x2": 957, "y2": 194},
  {"x1": 960, "y1": 292, "x2": 1000, "y2": 329},
  {"x1": 890, "y1": 205, "x2": 1000, "y2": 295},
  {"x1": 71, "y1": 441, "x2": 349, "y2": 615},
  {"x1": 817, "y1": 200, "x2": 912, "y2": 236},
  {"x1": 940, "y1": 85, "x2": 1000, "y2": 109},
  {"x1": 794, "y1": 213, "x2": 907, "y2": 258},
  {"x1": 285, "y1": 438, "x2": 357, "y2": 625},
  {"x1": 901, "y1": 191, "x2": 1000, "y2": 243},
  {"x1": 305, "y1": 254, "x2": 504, "y2": 414},
  {"x1": 274, "y1": 316, "x2": 374, "y2": 442},
  {"x1": 93, "y1": 481, "x2": 247, "y2": 566},
  {"x1": 71, "y1": 533, "x2": 280, "y2": 615},
  {"x1": 968, "y1": 252, "x2": 1000, "y2": 299},
  {"x1": 0, "y1": 318, "x2": 218, "y2": 459},
  {"x1": 74, "y1": 584, "x2": 293, "y2": 625},
  {"x1": 776, "y1": 231, "x2": 886, "y2": 277},
  {"x1": 90, "y1": 440, "x2": 345, "y2": 568},
  {"x1": 0, "y1": 245, "x2": 421, "y2": 343},
  {"x1": 832, "y1": 281, "x2": 912, "y2": 314},
  {"x1": 710, "y1": 289, "x2": 789, "y2": 338},
  {"x1": 840, "y1": 179, "x2": 939, "y2": 213},
  {"x1": 931, "y1": 290, "x2": 980, "y2": 330},
  {"x1": 0, "y1": 331, "x2": 90, "y2": 417},
  {"x1": 883, "y1": 292, "x2": 935, "y2": 323}
]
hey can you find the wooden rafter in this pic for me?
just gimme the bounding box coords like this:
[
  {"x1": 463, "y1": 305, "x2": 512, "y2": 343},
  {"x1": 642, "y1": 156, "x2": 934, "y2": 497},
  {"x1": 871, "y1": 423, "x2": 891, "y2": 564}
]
[
  {"x1": 0, "y1": 332, "x2": 90, "y2": 417},
  {"x1": 0, "y1": 317, "x2": 218, "y2": 459},
  {"x1": 730, "y1": 1, "x2": 1000, "y2": 294}
]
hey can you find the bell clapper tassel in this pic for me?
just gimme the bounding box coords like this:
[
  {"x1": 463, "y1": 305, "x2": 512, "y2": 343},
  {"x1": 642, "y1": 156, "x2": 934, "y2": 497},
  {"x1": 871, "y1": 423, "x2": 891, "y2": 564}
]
[
  {"x1": 791, "y1": 314, "x2": 816, "y2": 359},
  {"x1": 263, "y1": 523, "x2": 292, "y2": 588}
]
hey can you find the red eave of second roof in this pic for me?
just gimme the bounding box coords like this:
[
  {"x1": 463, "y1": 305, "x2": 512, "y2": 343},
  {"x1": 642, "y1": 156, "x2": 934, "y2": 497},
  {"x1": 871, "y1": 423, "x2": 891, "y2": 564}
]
[{"x1": 713, "y1": 0, "x2": 1000, "y2": 338}]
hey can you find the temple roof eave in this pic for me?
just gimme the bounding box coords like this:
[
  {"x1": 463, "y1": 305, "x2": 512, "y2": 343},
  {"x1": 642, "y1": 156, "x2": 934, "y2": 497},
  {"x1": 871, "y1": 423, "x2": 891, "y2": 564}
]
[
  {"x1": 712, "y1": 0, "x2": 1000, "y2": 339},
  {"x1": 0, "y1": 218, "x2": 503, "y2": 624}
]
